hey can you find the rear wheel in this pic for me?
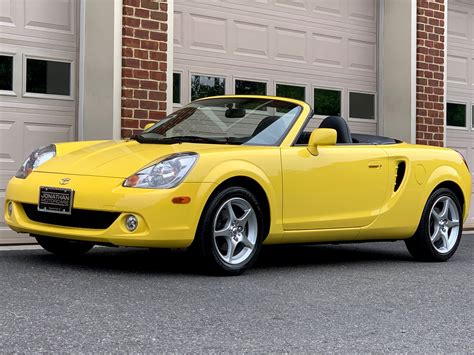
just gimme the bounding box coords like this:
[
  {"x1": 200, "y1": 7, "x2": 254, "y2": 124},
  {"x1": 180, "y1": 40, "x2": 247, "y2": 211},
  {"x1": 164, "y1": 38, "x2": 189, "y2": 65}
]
[
  {"x1": 34, "y1": 235, "x2": 94, "y2": 256},
  {"x1": 193, "y1": 186, "x2": 264, "y2": 275},
  {"x1": 405, "y1": 188, "x2": 463, "y2": 261}
]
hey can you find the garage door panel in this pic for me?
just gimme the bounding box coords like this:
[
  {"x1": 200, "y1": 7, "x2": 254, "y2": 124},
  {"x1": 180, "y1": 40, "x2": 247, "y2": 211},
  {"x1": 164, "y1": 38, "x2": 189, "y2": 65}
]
[
  {"x1": 24, "y1": 0, "x2": 75, "y2": 34},
  {"x1": 176, "y1": 0, "x2": 377, "y2": 135},
  {"x1": 447, "y1": 0, "x2": 474, "y2": 227},
  {"x1": 275, "y1": 27, "x2": 306, "y2": 63},
  {"x1": 0, "y1": 0, "x2": 15, "y2": 27},
  {"x1": 0, "y1": 0, "x2": 77, "y2": 243}
]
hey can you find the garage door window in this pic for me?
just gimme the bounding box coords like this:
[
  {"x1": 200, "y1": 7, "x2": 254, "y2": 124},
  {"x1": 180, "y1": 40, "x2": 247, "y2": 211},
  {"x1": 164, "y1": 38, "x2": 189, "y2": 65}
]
[
  {"x1": 26, "y1": 58, "x2": 71, "y2": 96},
  {"x1": 191, "y1": 75, "x2": 225, "y2": 101},
  {"x1": 349, "y1": 92, "x2": 375, "y2": 120},
  {"x1": 447, "y1": 103, "x2": 466, "y2": 127},
  {"x1": 235, "y1": 80, "x2": 266, "y2": 95},
  {"x1": 0, "y1": 55, "x2": 13, "y2": 91},
  {"x1": 276, "y1": 84, "x2": 305, "y2": 101},
  {"x1": 173, "y1": 72, "x2": 181, "y2": 104},
  {"x1": 314, "y1": 88, "x2": 341, "y2": 116}
]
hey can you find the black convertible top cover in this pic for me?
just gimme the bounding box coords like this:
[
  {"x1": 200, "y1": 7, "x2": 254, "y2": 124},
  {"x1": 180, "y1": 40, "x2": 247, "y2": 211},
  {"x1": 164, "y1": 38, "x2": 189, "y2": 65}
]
[{"x1": 351, "y1": 133, "x2": 402, "y2": 145}]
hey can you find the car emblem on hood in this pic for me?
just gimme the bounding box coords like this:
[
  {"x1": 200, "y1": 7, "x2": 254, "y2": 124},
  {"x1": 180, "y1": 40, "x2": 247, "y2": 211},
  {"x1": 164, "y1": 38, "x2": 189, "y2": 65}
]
[{"x1": 59, "y1": 178, "x2": 71, "y2": 185}]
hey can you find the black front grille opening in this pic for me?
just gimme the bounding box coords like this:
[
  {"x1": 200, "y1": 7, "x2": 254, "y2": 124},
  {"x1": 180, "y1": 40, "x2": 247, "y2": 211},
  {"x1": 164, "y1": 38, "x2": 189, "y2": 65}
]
[
  {"x1": 22, "y1": 204, "x2": 120, "y2": 230},
  {"x1": 394, "y1": 161, "x2": 406, "y2": 192}
]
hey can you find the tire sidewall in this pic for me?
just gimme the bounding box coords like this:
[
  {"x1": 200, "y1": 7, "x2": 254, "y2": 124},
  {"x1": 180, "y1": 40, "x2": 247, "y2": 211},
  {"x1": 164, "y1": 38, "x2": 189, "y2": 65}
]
[
  {"x1": 417, "y1": 188, "x2": 463, "y2": 261},
  {"x1": 196, "y1": 186, "x2": 264, "y2": 275}
]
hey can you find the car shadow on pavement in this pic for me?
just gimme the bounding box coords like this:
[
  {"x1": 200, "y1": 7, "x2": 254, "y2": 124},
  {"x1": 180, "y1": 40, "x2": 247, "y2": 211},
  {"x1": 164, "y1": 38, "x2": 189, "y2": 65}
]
[{"x1": 19, "y1": 241, "x2": 414, "y2": 275}]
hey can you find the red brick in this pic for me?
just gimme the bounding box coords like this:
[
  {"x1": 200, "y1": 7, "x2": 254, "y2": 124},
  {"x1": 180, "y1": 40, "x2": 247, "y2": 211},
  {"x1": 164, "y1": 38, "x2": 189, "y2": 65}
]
[
  {"x1": 150, "y1": 32, "x2": 167, "y2": 42},
  {"x1": 121, "y1": 129, "x2": 134, "y2": 138},
  {"x1": 123, "y1": 17, "x2": 140, "y2": 27},
  {"x1": 123, "y1": 119, "x2": 140, "y2": 129},
  {"x1": 151, "y1": 11, "x2": 167, "y2": 22},
  {"x1": 123, "y1": 6, "x2": 134, "y2": 16},
  {"x1": 122, "y1": 88, "x2": 134, "y2": 98},
  {"x1": 134, "y1": 90, "x2": 148, "y2": 99},
  {"x1": 141, "y1": 0, "x2": 160, "y2": 10},
  {"x1": 123, "y1": 37, "x2": 141, "y2": 48},
  {"x1": 123, "y1": 58, "x2": 140, "y2": 68},
  {"x1": 150, "y1": 52, "x2": 166, "y2": 61},
  {"x1": 141, "y1": 19, "x2": 161, "y2": 30},
  {"x1": 123, "y1": 78, "x2": 140, "y2": 88},
  {"x1": 123, "y1": 0, "x2": 139, "y2": 6},
  {"x1": 140, "y1": 80, "x2": 158, "y2": 90},
  {"x1": 141, "y1": 60, "x2": 158, "y2": 70},
  {"x1": 135, "y1": 29, "x2": 149, "y2": 39},
  {"x1": 134, "y1": 110, "x2": 148, "y2": 119},
  {"x1": 135, "y1": 8, "x2": 150, "y2": 18},
  {"x1": 150, "y1": 71, "x2": 166, "y2": 81},
  {"x1": 134, "y1": 49, "x2": 148, "y2": 59},
  {"x1": 123, "y1": 26, "x2": 134, "y2": 37},
  {"x1": 134, "y1": 70, "x2": 149, "y2": 79},
  {"x1": 140, "y1": 100, "x2": 158, "y2": 110},
  {"x1": 141, "y1": 40, "x2": 159, "y2": 50},
  {"x1": 122, "y1": 108, "x2": 133, "y2": 118},
  {"x1": 149, "y1": 91, "x2": 166, "y2": 101}
]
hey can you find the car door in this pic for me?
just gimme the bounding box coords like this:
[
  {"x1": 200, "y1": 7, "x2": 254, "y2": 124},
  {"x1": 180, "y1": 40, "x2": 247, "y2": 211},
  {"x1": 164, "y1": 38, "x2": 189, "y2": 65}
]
[{"x1": 281, "y1": 144, "x2": 389, "y2": 230}]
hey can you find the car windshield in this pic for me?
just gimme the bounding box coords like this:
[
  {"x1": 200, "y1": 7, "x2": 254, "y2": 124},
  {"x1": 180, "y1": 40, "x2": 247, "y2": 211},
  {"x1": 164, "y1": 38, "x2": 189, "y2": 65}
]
[{"x1": 136, "y1": 97, "x2": 302, "y2": 146}]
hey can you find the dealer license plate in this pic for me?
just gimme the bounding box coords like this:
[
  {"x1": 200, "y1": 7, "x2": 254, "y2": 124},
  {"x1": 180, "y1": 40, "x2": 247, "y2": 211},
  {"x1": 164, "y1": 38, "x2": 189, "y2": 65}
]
[{"x1": 38, "y1": 187, "x2": 74, "y2": 215}]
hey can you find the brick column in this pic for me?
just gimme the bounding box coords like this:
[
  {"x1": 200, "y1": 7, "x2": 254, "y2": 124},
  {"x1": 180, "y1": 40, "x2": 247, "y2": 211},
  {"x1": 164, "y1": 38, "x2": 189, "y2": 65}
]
[
  {"x1": 416, "y1": 0, "x2": 446, "y2": 147},
  {"x1": 121, "y1": 0, "x2": 168, "y2": 138}
]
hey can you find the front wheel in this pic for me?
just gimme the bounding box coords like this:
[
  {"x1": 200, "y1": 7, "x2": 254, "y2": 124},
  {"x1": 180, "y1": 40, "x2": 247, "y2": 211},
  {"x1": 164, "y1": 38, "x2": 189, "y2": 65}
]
[
  {"x1": 405, "y1": 188, "x2": 463, "y2": 261},
  {"x1": 34, "y1": 235, "x2": 94, "y2": 256},
  {"x1": 193, "y1": 186, "x2": 265, "y2": 275}
]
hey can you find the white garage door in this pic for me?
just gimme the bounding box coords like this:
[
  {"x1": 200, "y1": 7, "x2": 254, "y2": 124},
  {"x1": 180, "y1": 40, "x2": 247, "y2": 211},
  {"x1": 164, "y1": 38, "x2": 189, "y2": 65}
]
[
  {"x1": 0, "y1": 0, "x2": 78, "y2": 243},
  {"x1": 173, "y1": 0, "x2": 378, "y2": 135},
  {"x1": 446, "y1": 0, "x2": 474, "y2": 228}
]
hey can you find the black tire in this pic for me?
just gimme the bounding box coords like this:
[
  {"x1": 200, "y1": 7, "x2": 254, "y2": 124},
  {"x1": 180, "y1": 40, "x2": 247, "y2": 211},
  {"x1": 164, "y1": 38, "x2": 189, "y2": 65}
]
[
  {"x1": 34, "y1": 235, "x2": 94, "y2": 256},
  {"x1": 405, "y1": 188, "x2": 463, "y2": 261},
  {"x1": 193, "y1": 186, "x2": 265, "y2": 276}
]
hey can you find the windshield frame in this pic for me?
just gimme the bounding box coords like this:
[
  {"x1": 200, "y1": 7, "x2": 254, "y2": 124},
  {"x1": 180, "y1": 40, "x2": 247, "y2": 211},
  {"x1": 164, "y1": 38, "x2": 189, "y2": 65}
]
[{"x1": 136, "y1": 95, "x2": 309, "y2": 147}]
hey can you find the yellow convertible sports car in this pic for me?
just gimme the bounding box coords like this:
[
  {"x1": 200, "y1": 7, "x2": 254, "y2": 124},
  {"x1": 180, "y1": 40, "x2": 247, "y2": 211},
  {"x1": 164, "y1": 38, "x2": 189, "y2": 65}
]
[{"x1": 4, "y1": 95, "x2": 472, "y2": 275}]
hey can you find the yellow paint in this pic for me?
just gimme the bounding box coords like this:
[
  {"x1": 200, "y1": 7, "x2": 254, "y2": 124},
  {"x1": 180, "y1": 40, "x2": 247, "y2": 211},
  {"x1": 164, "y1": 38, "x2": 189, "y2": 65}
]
[{"x1": 4, "y1": 95, "x2": 472, "y2": 248}]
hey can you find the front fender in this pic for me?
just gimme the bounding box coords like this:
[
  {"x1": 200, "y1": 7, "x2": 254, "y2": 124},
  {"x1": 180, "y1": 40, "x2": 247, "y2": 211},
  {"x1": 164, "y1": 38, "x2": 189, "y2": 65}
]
[{"x1": 198, "y1": 158, "x2": 284, "y2": 242}]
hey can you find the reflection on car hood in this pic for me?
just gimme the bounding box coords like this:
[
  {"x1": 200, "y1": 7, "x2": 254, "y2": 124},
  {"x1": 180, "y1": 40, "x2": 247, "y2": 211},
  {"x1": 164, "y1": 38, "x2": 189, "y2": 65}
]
[{"x1": 35, "y1": 140, "x2": 234, "y2": 178}]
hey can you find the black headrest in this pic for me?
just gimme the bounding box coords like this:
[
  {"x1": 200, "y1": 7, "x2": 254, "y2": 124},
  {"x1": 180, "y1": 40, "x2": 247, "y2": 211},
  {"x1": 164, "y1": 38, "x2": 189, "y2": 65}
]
[
  {"x1": 319, "y1": 116, "x2": 352, "y2": 144},
  {"x1": 253, "y1": 116, "x2": 280, "y2": 136}
]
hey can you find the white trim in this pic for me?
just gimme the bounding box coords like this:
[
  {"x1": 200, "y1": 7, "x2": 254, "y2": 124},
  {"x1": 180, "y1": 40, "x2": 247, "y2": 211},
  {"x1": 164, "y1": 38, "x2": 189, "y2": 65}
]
[
  {"x1": 78, "y1": 0, "x2": 86, "y2": 140},
  {"x1": 376, "y1": 0, "x2": 384, "y2": 136},
  {"x1": 112, "y1": 0, "x2": 122, "y2": 139},
  {"x1": 410, "y1": 0, "x2": 416, "y2": 144},
  {"x1": 166, "y1": 0, "x2": 174, "y2": 115}
]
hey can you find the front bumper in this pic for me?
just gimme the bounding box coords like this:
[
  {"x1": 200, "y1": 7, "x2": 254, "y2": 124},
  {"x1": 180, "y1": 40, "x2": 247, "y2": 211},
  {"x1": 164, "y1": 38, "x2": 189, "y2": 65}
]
[{"x1": 4, "y1": 172, "x2": 213, "y2": 248}]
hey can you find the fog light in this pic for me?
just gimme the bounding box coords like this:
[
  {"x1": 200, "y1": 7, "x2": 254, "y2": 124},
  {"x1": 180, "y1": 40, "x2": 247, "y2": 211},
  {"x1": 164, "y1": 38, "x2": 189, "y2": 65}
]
[
  {"x1": 7, "y1": 202, "x2": 13, "y2": 216},
  {"x1": 125, "y1": 214, "x2": 138, "y2": 232}
]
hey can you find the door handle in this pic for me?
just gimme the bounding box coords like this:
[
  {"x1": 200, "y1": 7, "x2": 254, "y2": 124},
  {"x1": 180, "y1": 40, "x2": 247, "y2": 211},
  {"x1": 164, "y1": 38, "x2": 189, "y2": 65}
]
[{"x1": 368, "y1": 161, "x2": 382, "y2": 169}]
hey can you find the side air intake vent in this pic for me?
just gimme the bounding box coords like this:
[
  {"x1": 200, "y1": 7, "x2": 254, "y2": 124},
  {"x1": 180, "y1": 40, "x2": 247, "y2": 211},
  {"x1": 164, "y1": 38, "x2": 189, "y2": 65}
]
[{"x1": 394, "y1": 161, "x2": 406, "y2": 192}]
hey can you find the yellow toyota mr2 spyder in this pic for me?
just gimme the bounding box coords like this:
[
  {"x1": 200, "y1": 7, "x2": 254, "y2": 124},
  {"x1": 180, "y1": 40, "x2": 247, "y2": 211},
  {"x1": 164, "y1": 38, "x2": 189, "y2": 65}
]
[{"x1": 5, "y1": 96, "x2": 472, "y2": 275}]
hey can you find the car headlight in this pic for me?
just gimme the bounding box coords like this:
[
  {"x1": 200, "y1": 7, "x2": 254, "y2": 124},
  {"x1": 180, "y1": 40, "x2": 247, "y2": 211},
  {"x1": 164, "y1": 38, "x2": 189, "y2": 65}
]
[
  {"x1": 123, "y1": 152, "x2": 198, "y2": 189},
  {"x1": 15, "y1": 144, "x2": 56, "y2": 179}
]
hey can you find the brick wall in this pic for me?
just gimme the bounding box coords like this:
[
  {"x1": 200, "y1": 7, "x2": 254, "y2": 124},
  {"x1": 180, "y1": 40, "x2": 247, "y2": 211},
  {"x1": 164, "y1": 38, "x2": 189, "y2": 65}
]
[
  {"x1": 416, "y1": 0, "x2": 445, "y2": 147},
  {"x1": 122, "y1": 0, "x2": 168, "y2": 138}
]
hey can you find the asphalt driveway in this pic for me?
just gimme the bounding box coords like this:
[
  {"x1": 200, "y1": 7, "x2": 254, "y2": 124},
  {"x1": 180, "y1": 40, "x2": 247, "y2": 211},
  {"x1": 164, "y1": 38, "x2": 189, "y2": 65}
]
[{"x1": 0, "y1": 234, "x2": 472, "y2": 353}]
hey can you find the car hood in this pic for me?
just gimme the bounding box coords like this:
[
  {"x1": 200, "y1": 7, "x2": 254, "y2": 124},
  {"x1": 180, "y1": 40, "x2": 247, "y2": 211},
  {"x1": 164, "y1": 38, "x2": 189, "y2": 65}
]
[{"x1": 36, "y1": 140, "x2": 233, "y2": 178}]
